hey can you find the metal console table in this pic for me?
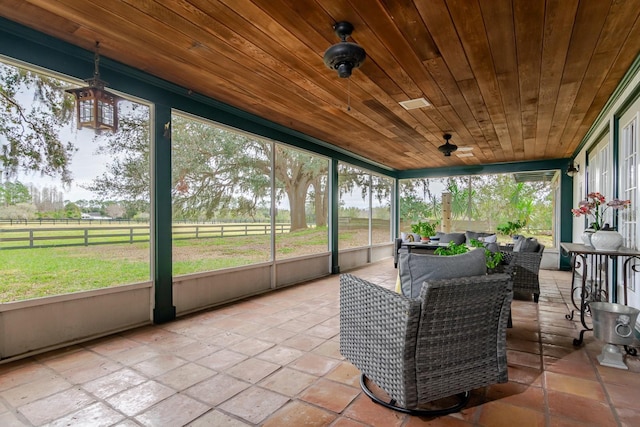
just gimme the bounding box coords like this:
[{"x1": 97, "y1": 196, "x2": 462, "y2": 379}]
[{"x1": 560, "y1": 243, "x2": 640, "y2": 351}]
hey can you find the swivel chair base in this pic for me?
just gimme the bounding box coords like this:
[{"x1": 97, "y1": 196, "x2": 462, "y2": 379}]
[{"x1": 360, "y1": 374, "x2": 471, "y2": 416}]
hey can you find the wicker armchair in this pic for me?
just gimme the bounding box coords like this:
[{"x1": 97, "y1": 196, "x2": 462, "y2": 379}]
[
  {"x1": 340, "y1": 273, "x2": 513, "y2": 415},
  {"x1": 501, "y1": 244, "x2": 545, "y2": 303}
]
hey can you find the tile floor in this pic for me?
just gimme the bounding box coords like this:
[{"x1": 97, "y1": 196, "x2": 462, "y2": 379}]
[{"x1": 1, "y1": 260, "x2": 639, "y2": 426}]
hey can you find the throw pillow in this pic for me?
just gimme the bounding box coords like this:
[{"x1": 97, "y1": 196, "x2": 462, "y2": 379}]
[
  {"x1": 401, "y1": 232, "x2": 421, "y2": 242},
  {"x1": 514, "y1": 237, "x2": 539, "y2": 252},
  {"x1": 482, "y1": 234, "x2": 497, "y2": 243},
  {"x1": 484, "y1": 242, "x2": 500, "y2": 253},
  {"x1": 398, "y1": 248, "x2": 487, "y2": 298},
  {"x1": 465, "y1": 231, "x2": 482, "y2": 243}
]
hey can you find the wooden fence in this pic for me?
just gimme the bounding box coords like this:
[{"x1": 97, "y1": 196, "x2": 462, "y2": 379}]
[{"x1": 0, "y1": 223, "x2": 291, "y2": 250}]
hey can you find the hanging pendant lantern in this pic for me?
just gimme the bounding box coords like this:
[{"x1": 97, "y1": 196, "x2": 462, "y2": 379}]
[{"x1": 66, "y1": 41, "x2": 121, "y2": 133}]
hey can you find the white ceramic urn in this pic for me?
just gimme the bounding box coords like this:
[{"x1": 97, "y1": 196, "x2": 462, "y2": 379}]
[{"x1": 591, "y1": 230, "x2": 623, "y2": 251}]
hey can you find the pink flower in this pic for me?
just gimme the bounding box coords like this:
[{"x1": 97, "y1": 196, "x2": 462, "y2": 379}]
[{"x1": 571, "y1": 192, "x2": 631, "y2": 230}]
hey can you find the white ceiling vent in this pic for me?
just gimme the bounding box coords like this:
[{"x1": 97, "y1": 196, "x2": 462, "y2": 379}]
[
  {"x1": 399, "y1": 97, "x2": 431, "y2": 110},
  {"x1": 456, "y1": 152, "x2": 474, "y2": 158}
]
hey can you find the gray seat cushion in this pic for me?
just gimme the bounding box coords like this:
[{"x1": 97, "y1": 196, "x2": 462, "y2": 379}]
[{"x1": 398, "y1": 248, "x2": 487, "y2": 298}]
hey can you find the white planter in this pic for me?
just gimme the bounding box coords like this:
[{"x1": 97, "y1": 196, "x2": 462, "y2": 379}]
[
  {"x1": 581, "y1": 229, "x2": 595, "y2": 246},
  {"x1": 591, "y1": 230, "x2": 623, "y2": 251}
]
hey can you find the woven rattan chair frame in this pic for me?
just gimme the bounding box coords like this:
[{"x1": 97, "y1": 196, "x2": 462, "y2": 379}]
[
  {"x1": 501, "y1": 244, "x2": 545, "y2": 303},
  {"x1": 340, "y1": 273, "x2": 513, "y2": 415}
]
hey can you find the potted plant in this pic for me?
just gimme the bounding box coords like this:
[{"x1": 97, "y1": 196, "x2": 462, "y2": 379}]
[
  {"x1": 434, "y1": 241, "x2": 468, "y2": 255},
  {"x1": 411, "y1": 220, "x2": 439, "y2": 241},
  {"x1": 442, "y1": 239, "x2": 504, "y2": 273},
  {"x1": 497, "y1": 220, "x2": 526, "y2": 237}
]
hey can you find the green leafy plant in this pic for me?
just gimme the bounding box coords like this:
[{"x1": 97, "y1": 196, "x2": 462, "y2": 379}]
[
  {"x1": 485, "y1": 250, "x2": 504, "y2": 271},
  {"x1": 410, "y1": 220, "x2": 439, "y2": 238},
  {"x1": 497, "y1": 220, "x2": 526, "y2": 236},
  {"x1": 447, "y1": 238, "x2": 504, "y2": 271},
  {"x1": 434, "y1": 241, "x2": 469, "y2": 256}
]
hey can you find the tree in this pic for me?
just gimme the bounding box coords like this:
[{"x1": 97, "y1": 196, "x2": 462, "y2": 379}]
[
  {"x1": 0, "y1": 181, "x2": 31, "y2": 206},
  {"x1": 0, "y1": 62, "x2": 76, "y2": 184},
  {"x1": 88, "y1": 113, "x2": 331, "y2": 231}
]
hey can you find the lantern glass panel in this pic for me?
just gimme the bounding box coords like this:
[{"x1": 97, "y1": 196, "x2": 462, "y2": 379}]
[
  {"x1": 98, "y1": 101, "x2": 114, "y2": 126},
  {"x1": 79, "y1": 99, "x2": 94, "y2": 123}
]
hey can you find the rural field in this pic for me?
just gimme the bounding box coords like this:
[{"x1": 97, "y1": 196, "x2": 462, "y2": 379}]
[{"x1": 0, "y1": 222, "x2": 390, "y2": 302}]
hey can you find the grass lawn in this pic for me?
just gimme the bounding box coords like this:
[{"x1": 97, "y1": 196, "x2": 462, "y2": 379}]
[{"x1": 1, "y1": 226, "x2": 386, "y2": 302}]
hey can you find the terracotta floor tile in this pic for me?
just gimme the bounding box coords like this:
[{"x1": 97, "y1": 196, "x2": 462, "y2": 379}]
[
  {"x1": 256, "y1": 345, "x2": 304, "y2": 365},
  {"x1": 325, "y1": 361, "x2": 361, "y2": 387},
  {"x1": 342, "y1": 394, "x2": 405, "y2": 427},
  {"x1": 478, "y1": 401, "x2": 545, "y2": 427},
  {"x1": 171, "y1": 341, "x2": 222, "y2": 361},
  {"x1": 300, "y1": 379, "x2": 360, "y2": 413},
  {"x1": 543, "y1": 358, "x2": 598, "y2": 380},
  {"x1": 330, "y1": 418, "x2": 370, "y2": 427},
  {"x1": 47, "y1": 402, "x2": 125, "y2": 427},
  {"x1": 196, "y1": 348, "x2": 248, "y2": 371},
  {"x1": 312, "y1": 340, "x2": 343, "y2": 359},
  {"x1": 187, "y1": 409, "x2": 252, "y2": 426},
  {"x1": 132, "y1": 354, "x2": 187, "y2": 377},
  {"x1": 87, "y1": 335, "x2": 138, "y2": 356},
  {"x1": 259, "y1": 367, "x2": 318, "y2": 396},
  {"x1": 507, "y1": 338, "x2": 541, "y2": 354},
  {"x1": 289, "y1": 353, "x2": 340, "y2": 376},
  {"x1": 306, "y1": 324, "x2": 340, "y2": 340},
  {"x1": 507, "y1": 350, "x2": 542, "y2": 369},
  {"x1": 544, "y1": 371, "x2": 605, "y2": 401},
  {"x1": 262, "y1": 400, "x2": 336, "y2": 426},
  {"x1": 225, "y1": 358, "x2": 280, "y2": 383},
  {"x1": 82, "y1": 368, "x2": 147, "y2": 400},
  {"x1": 203, "y1": 331, "x2": 247, "y2": 347},
  {"x1": 40, "y1": 349, "x2": 107, "y2": 373},
  {"x1": 404, "y1": 415, "x2": 474, "y2": 426},
  {"x1": 259, "y1": 327, "x2": 298, "y2": 344},
  {"x1": 507, "y1": 365, "x2": 543, "y2": 387},
  {"x1": 597, "y1": 363, "x2": 640, "y2": 387},
  {"x1": 283, "y1": 334, "x2": 325, "y2": 351},
  {"x1": 218, "y1": 386, "x2": 289, "y2": 424},
  {"x1": 105, "y1": 380, "x2": 175, "y2": 417},
  {"x1": 546, "y1": 415, "x2": 596, "y2": 427},
  {"x1": 18, "y1": 387, "x2": 95, "y2": 425},
  {"x1": 134, "y1": 393, "x2": 210, "y2": 426},
  {"x1": 546, "y1": 389, "x2": 618, "y2": 426},
  {"x1": 229, "y1": 338, "x2": 275, "y2": 356},
  {"x1": 109, "y1": 345, "x2": 160, "y2": 366},
  {"x1": 1, "y1": 374, "x2": 72, "y2": 407},
  {"x1": 616, "y1": 407, "x2": 640, "y2": 427},
  {"x1": 184, "y1": 373, "x2": 250, "y2": 406},
  {"x1": 604, "y1": 382, "x2": 638, "y2": 410},
  {"x1": 155, "y1": 362, "x2": 216, "y2": 390},
  {"x1": 0, "y1": 361, "x2": 51, "y2": 392},
  {"x1": 485, "y1": 382, "x2": 544, "y2": 410}
]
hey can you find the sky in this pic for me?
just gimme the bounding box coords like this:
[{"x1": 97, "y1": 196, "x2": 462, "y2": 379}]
[{"x1": 16, "y1": 124, "x2": 109, "y2": 202}]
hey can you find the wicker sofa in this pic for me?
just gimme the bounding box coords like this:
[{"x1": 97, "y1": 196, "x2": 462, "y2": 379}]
[{"x1": 340, "y1": 272, "x2": 513, "y2": 415}]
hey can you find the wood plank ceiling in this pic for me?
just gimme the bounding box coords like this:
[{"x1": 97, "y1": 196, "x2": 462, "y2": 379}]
[{"x1": 1, "y1": 0, "x2": 640, "y2": 171}]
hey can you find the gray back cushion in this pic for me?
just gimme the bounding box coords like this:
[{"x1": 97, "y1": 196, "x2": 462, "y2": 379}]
[
  {"x1": 439, "y1": 232, "x2": 466, "y2": 245},
  {"x1": 398, "y1": 248, "x2": 487, "y2": 298},
  {"x1": 514, "y1": 237, "x2": 539, "y2": 252}
]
